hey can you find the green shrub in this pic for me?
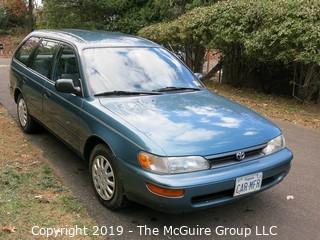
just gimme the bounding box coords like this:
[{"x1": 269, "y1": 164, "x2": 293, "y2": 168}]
[
  {"x1": 139, "y1": 0, "x2": 320, "y2": 102},
  {"x1": 0, "y1": 6, "x2": 9, "y2": 31}
]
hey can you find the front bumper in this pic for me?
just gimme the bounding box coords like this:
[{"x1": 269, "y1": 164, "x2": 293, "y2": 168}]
[{"x1": 121, "y1": 148, "x2": 293, "y2": 213}]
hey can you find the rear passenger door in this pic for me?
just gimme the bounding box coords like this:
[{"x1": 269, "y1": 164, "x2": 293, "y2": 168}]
[
  {"x1": 11, "y1": 37, "x2": 43, "y2": 120},
  {"x1": 28, "y1": 39, "x2": 59, "y2": 123},
  {"x1": 43, "y1": 44, "x2": 85, "y2": 151}
]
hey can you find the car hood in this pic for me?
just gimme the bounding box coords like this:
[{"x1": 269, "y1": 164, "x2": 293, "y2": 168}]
[{"x1": 99, "y1": 90, "x2": 281, "y2": 156}]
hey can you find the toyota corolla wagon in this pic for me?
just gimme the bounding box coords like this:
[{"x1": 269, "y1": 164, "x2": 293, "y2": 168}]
[{"x1": 10, "y1": 29, "x2": 293, "y2": 213}]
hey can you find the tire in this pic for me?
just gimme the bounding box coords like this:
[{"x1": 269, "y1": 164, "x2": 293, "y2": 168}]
[
  {"x1": 16, "y1": 94, "x2": 39, "y2": 133},
  {"x1": 89, "y1": 144, "x2": 128, "y2": 210}
]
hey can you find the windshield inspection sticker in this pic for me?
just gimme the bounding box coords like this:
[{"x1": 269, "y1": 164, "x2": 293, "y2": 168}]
[{"x1": 31, "y1": 224, "x2": 278, "y2": 238}]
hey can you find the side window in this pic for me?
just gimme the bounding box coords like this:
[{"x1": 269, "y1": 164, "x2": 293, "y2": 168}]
[
  {"x1": 15, "y1": 37, "x2": 40, "y2": 65},
  {"x1": 30, "y1": 40, "x2": 59, "y2": 79},
  {"x1": 55, "y1": 46, "x2": 80, "y2": 86}
]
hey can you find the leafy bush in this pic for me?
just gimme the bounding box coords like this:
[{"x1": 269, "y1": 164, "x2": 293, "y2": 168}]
[
  {"x1": 140, "y1": 0, "x2": 320, "y2": 65},
  {"x1": 39, "y1": 0, "x2": 218, "y2": 33},
  {"x1": 0, "y1": 0, "x2": 28, "y2": 33},
  {"x1": 39, "y1": 0, "x2": 218, "y2": 72},
  {"x1": 0, "y1": 6, "x2": 9, "y2": 31},
  {"x1": 139, "y1": 0, "x2": 320, "y2": 102}
]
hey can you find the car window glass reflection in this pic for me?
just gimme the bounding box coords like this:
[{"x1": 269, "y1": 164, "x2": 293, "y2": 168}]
[
  {"x1": 15, "y1": 37, "x2": 40, "y2": 65},
  {"x1": 30, "y1": 40, "x2": 59, "y2": 79},
  {"x1": 83, "y1": 47, "x2": 202, "y2": 94},
  {"x1": 55, "y1": 46, "x2": 80, "y2": 86}
]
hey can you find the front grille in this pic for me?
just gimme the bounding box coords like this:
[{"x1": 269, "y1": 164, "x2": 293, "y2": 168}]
[{"x1": 206, "y1": 144, "x2": 266, "y2": 168}]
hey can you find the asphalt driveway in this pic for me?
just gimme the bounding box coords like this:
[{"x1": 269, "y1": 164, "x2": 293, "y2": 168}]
[{"x1": 1, "y1": 58, "x2": 319, "y2": 240}]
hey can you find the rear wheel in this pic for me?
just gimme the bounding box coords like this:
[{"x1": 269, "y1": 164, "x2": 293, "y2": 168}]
[
  {"x1": 89, "y1": 144, "x2": 127, "y2": 210},
  {"x1": 17, "y1": 94, "x2": 38, "y2": 133}
]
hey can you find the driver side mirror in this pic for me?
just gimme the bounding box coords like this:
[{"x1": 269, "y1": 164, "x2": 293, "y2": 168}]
[
  {"x1": 55, "y1": 79, "x2": 81, "y2": 95},
  {"x1": 194, "y1": 73, "x2": 204, "y2": 81}
]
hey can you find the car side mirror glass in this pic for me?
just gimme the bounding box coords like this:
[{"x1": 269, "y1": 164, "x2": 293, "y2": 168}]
[
  {"x1": 55, "y1": 79, "x2": 81, "y2": 95},
  {"x1": 194, "y1": 72, "x2": 204, "y2": 81}
]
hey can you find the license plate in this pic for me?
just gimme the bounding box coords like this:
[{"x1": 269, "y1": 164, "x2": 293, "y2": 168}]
[{"x1": 234, "y1": 172, "x2": 263, "y2": 197}]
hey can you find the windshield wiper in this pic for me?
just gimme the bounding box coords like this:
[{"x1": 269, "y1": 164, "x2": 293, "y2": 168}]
[
  {"x1": 94, "y1": 90, "x2": 162, "y2": 97},
  {"x1": 152, "y1": 86, "x2": 201, "y2": 92}
]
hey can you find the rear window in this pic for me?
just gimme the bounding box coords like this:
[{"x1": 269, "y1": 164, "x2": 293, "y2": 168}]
[
  {"x1": 15, "y1": 37, "x2": 40, "y2": 65},
  {"x1": 30, "y1": 40, "x2": 59, "y2": 79}
]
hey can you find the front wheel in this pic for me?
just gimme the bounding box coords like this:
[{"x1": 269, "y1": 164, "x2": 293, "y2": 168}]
[
  {"x1": 17, "y1": 94, "x2": 38, "y2": 133},
  {"x1": 89, "y1": 144, "x2": 127, "y2": 210}
]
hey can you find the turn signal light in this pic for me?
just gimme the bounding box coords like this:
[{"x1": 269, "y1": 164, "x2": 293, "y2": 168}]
[
  {"x1": 146, "y1": 183, "x2": 185, "y2": 198},
  {"x1": 138, "y1": 152, "x2": 151, "y2": 169}
]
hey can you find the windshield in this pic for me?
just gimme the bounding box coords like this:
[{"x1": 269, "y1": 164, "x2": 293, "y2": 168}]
[{"x1": 82, "y1": 47, "x2": 203, "y2": 94}]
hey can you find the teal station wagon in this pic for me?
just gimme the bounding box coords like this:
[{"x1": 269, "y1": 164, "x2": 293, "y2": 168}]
[{"x1": 10, "y1": 29, "x2": 293, "y2": 212}]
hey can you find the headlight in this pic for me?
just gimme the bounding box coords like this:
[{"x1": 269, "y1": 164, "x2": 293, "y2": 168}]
[
  {"x1": 138, "y1": 152, "x2": 210, "y2": 174},
  {"x1": 262, "y1": 135, "x2": 286, "y2": 155}
]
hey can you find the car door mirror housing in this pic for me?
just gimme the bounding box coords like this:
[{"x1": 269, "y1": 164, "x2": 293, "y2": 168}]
[
  {"x1": 55, "y1": 79, "x2": 81, "y2": 95},
  {"x1": 194, "y1": 72, "x2": 204, "y2": 81}
]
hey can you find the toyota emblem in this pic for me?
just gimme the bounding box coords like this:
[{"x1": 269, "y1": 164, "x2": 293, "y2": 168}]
[{"x1": 236, "y1": 151, "x2": 246, "y2": 161}]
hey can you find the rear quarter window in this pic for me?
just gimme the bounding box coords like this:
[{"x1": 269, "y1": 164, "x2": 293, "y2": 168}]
[{"x1": 15, "y1": 37, "x2": 40, "y2": 65}]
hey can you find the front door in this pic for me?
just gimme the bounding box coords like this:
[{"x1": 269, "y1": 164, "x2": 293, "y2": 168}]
[{"x1": 43, "y1": 44, "x2": 85, "y2": 151}]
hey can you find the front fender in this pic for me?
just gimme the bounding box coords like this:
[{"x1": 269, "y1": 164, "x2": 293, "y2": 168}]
[{"x1": 80, "y1": 99, "x2": 166, "y2": 166}]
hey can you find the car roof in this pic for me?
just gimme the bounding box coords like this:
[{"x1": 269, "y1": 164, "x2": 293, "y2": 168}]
[{"x1": 29, "y1": 29, "x2": 160, "y2": 49}]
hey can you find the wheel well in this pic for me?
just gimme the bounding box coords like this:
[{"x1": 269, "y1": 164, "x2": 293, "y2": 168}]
[
  {"x1": 14, "y1": 88, "x2": 21, "y2": 103},
  {"x1": 83, "y1": 136, "x2": 111, "y2": 162}
]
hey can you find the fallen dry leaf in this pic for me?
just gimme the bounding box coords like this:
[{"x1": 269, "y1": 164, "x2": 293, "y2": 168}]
[
  {"x1": 30, "y1": 161, "x2": 39, "y2": 166},
  {"x1": 21, "y1": 154, "x2": 30, "y2": 159},
  {"x1": 34, "y1": 192, "x2": 57, "y2": 203},
  {"x1": 35, "y1": 195, "x2": 51, "y2": 203},
  {"x1": 286, "y1": 195, "x2": 295, "y2": 200},
  {"x1": 2, "y1": 224, "x2": 16, "y2": 233}
]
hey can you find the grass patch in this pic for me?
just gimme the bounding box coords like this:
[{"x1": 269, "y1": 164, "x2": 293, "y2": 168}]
[
  {"x1": 59, "y1": 195, "x2": 83, "y2": 213},
  {"x1": 206, "y1": 82, "x2": 320, "y2": 130},
  {"x1": 38, "y1": 165, "x2": 59, "y2": 189},
  {"x1": 0, "y1": 106, "x2": 102, "y2": 240}
]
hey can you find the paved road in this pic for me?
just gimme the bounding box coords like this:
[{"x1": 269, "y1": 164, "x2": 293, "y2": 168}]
[{"x1": 1, "y1": 58, "x2": 319, "y2": 240}]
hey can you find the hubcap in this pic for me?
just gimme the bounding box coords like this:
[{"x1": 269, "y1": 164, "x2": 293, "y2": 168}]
[
  {"x1": 92, "y1": 155, "x2": 115, "y2": 200},
  {"x1": 18, "y1": 98, "x2": 28, "y2": 127}
]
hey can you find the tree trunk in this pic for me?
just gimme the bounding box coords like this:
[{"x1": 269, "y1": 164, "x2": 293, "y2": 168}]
[
  {"x1": 203, "y1": 59, "x2": 223, "y2": 81},
  {"x1": 28, "y1": 0, "x2": 34, "y2": 31},
  {"x1": 222, "y1": 45, "x2": 242, "y2": 85},
  {"x1": 184, "y1": 44, "x2": 206, "y2": 73}
]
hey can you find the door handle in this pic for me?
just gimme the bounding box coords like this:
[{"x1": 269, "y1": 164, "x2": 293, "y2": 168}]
[
  {"x1": 44, "y1": 91, "x2": 51, "y2": 98},
  {"x1": 22, "y1": 77, "x2": 27, "y2": 83}
]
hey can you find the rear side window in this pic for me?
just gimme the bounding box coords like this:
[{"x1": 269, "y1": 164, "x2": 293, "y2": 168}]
[
  {"x1": 30, "y1": 40, "x2": 59, "y2": 79},
  {"x1": 15, "y1": 37, "x2": 40, "y2": 65}
]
